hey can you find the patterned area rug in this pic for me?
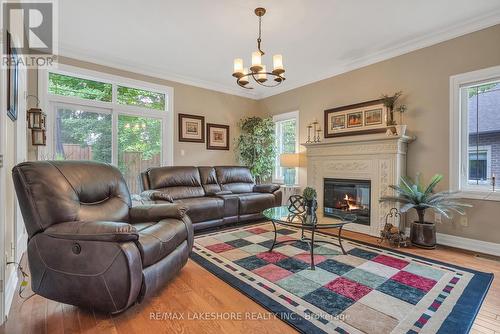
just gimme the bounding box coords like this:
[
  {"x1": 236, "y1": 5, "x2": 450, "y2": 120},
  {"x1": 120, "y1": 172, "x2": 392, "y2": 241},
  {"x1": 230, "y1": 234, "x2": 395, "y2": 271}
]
[{"x1": 191, "y1": 222, "x2": 493, "y2": 334}]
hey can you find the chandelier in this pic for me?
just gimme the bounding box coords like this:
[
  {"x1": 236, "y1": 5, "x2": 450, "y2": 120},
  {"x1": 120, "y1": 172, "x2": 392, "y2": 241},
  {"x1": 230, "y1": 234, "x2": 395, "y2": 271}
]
[{"x1": 232, "y1": 7, "x2": 285, "y2": 89}]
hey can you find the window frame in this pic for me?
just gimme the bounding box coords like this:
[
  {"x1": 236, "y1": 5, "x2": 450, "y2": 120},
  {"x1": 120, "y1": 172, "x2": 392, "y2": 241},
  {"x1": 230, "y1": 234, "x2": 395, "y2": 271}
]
[
  {"x1": 38, "y1": 64, "x2": 174, "y2": 168},
  {"x1": 449, "y1": 65, "x2": 500, "y2": 201},
  {"x1": 272, "y1": 110, "x2": 299, "y2": 184}
]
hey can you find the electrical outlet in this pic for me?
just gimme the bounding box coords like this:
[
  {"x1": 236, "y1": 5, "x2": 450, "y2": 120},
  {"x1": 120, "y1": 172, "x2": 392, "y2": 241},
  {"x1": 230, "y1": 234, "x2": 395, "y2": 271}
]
[
  {"x1": 460, "y1": 216, "x2": 468, "y2": 227},
  {"x1": 434, "y1": 213, "x2": 442, "y2": 223}
]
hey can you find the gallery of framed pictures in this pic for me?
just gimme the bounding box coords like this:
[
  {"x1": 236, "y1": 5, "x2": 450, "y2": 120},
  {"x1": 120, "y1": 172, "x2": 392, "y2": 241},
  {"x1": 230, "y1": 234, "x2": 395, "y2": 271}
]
[
  {"x1": 178, "y1": 113, "x2": 230, "y2": 150},
  {"x1": 324, "y1": 99, "x2": 389, "y2": 138}
]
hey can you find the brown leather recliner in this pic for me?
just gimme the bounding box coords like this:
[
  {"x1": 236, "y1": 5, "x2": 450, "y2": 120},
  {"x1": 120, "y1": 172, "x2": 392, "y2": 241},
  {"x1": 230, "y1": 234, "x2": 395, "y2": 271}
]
[
  {"x1": 140, "y1": 166, "x2": 282, "y2": 231},
  {"x1": 12, "y1": 160, "x2": 193, "y2": 314}
]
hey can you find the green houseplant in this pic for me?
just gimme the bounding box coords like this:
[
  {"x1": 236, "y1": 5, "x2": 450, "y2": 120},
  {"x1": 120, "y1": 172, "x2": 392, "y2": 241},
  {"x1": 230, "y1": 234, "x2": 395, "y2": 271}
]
[
  {"x1": 380, "y1": 173, "x2": 471, "y2": 249},
  {"x1": 235, "y1": 116, "x2": 276, "y2": 183}
]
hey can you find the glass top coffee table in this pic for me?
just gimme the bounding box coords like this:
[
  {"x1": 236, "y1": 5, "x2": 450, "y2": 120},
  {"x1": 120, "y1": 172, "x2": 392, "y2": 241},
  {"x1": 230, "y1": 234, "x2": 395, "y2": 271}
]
[{"x1": 262, "y1": 205, "x2": 357, "y2": 270}]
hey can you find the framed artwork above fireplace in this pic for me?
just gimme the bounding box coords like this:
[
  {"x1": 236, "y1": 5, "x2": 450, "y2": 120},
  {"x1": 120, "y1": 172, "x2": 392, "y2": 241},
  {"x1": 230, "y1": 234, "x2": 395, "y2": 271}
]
[{"x1": 324, "y1": 99, "x2": 389, "y2": 138}]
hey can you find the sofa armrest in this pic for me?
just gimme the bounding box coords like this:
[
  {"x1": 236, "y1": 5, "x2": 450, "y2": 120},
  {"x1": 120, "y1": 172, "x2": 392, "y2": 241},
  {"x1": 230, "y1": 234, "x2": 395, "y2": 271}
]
[
  {"x1": 44, "y1": 221, "x2": 138, "y2": 242},
  {"x1": 140, "y1": 190, "x2": 174, "y2": 202},
  {"x1": 253, "y1": 184, "x2": 280, "y2": 193},
  {"x1": 129, "y1": 204, "x2": 188, "y2": 223}
]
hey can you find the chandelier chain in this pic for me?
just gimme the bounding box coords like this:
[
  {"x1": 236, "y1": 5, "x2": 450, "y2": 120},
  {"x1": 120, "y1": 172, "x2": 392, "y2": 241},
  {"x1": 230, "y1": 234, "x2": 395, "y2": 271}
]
[{"x1": 257, "y1": 16, "x2": 264, "y2": 55}]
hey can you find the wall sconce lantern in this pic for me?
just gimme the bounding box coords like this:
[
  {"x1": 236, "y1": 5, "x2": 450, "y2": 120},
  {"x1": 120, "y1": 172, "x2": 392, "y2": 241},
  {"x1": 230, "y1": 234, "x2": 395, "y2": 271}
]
[
  {"x1": 27, "y1": 108, "x2": 46, "y2": 129},
  {"x1": 26, "y1": 95, "x2": 47, "y2": 146},
  {"x1": 31, "y1": 129, "x2": 46, "y2": 146}
]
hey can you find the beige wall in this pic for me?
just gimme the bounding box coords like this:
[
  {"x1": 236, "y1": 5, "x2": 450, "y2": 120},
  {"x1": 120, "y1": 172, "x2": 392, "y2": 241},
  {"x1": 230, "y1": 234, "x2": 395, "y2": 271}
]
[
  {"x1": 49, "y1": 57, "x2": 260, "y2": 166},
  {"x1": 258, "y1": 25, "x2": 500, "y2": 243}
]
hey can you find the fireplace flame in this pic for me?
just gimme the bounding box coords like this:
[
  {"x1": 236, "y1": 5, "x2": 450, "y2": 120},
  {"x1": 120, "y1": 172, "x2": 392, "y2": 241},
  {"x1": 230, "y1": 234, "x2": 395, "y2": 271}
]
[{"x1": 344, "y1": 194, "x2": 360, "y2": 211}]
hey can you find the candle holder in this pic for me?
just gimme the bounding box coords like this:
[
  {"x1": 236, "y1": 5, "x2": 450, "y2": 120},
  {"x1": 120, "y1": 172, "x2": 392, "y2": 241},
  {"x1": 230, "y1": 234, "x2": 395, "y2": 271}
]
[
  {"x1": 306, "y1": 124, "x2": 313, "y2": 143},
  {"x1": 315, "y1": 128, "x2": 322, "y2": 143}
]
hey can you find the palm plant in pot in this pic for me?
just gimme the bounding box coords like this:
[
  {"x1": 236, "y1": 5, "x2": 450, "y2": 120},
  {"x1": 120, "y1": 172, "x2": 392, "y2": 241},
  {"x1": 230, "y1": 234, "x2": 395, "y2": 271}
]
[{"x1": 380, "y1": 174, "x2": 471, "y2": 249}]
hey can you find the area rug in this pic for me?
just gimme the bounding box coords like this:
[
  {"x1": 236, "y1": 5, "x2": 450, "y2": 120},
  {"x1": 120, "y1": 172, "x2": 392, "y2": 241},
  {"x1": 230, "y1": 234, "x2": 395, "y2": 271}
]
[{"x1": 191, "y1": 222, "x2": 493, "y2": 334}]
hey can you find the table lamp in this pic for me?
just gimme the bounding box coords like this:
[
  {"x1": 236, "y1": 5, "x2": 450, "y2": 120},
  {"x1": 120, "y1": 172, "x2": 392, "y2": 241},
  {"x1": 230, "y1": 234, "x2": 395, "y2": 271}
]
[{"x1": 280, "y1": 153, "x2": 301, "y2": 185}]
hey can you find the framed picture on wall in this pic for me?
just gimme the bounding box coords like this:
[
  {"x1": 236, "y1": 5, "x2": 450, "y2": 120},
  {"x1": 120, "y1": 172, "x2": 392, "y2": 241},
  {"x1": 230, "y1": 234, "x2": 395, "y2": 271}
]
[
  {"x1": 207, "y1": 123, "x2": 229, "y2": 150},
  {"x1": 178, "y1": 113, "x2": 205, "y2": 142},
  {"x1": 6, "y1": 32, "x2": 19, "y2": 121},
  {"x1": 324, "y1": 99, "x2": 388, "y2": 137}
]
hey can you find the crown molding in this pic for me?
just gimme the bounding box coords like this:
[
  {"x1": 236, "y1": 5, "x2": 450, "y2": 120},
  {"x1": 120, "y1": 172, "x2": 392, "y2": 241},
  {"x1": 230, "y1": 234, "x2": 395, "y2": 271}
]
[
  {"x1": 58, "y1": 44, "x2": 260, "y2": 100},
  {"x1": 58, "y1": 10, "x2": 500, "y2": 101},
  {"x1": 258, "y1": 9, "x2": 500, "y2": 99}
]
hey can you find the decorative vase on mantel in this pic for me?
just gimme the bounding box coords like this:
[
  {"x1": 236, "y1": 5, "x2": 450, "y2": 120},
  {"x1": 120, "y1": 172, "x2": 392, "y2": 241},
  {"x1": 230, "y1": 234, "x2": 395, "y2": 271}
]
[{"x1": 395, "y1": 124, "x2": 407, "y2": 136}]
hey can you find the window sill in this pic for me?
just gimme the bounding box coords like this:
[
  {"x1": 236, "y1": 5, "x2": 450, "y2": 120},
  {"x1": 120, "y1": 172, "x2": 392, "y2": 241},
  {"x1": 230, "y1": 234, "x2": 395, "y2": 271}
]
[{"x1": 456, "y1": 190, "x2": 500, "y2": 201}]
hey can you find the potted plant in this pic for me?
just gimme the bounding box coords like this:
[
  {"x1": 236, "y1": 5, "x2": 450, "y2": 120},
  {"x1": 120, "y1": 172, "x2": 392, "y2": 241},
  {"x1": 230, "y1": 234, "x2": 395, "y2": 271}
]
[
  {"x1": 235, "y1": 116, "x2": 276, "y2": 183},
  {"x1": 380, "y1": 91, "x2": 402, "y2": 126},
  {"x1": 302, "y1": 187, "x2": 318, "y2": 225},
  {"x1": 380, "y1": 174, "x2": 471, "y2": 249},
  {"x1": 395, "y1": 105, "x2": 408, "y2": 136}
]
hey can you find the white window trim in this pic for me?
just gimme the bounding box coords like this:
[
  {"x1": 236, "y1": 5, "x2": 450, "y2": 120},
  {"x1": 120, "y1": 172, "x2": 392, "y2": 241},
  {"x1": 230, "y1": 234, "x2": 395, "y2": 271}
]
[
  {"x1": 273, "y1": 110, "x2": 299, "y2": 184},
  {"x1": 467, "y1": 145, "x2": 492, "y2": 184},
  {"x1": 38, "y1": 64, "x2": 174, "y2": 166},
  {"x1": 449, "y1": 65, "x2": 500, "y2": 201}
]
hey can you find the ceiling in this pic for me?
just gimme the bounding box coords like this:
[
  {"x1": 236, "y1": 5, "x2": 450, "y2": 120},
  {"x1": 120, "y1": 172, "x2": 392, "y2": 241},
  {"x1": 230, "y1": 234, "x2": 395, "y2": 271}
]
[{"x1": 58, "y1": 0, "x2": 500, "y2": 100}]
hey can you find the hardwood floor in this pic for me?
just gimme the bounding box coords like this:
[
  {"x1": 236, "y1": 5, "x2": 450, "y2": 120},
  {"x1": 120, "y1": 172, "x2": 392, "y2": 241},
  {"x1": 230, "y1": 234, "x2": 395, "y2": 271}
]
[{"x1": 1, "y1": 228, "x2": 498, "y2": 334}]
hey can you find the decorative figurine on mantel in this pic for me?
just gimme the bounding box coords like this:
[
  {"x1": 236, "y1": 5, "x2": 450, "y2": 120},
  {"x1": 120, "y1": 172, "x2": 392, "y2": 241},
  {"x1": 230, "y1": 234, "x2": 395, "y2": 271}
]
[
  {"x1": 306, "y1": 119, "x2": 322, "y2": 143},
  {"x1": 379, "y1": 208, "x2": 410, "y2": 248}
]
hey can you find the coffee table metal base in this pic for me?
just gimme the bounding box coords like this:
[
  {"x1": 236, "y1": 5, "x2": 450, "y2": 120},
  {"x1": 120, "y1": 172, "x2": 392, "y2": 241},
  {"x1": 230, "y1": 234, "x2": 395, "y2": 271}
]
[{"x1": 268, "y1": 220, "x2": 347, "y2": 270}]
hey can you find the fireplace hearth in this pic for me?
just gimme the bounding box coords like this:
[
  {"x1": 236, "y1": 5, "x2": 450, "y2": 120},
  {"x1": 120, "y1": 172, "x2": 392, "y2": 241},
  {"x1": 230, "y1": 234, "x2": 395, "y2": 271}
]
[{"x1": 324, "y1": 178, "x2": 371, "y2": 225}]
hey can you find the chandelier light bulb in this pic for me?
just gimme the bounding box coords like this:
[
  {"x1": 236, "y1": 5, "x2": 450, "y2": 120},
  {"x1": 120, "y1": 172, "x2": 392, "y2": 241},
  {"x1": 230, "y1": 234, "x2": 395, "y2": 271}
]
[
  {"x1": 233, "y1": 58, "x2": 244, "y2": 77},
  {"x1": 239, "y1": 68, "x2": 249, "y2": 85},
  {"x1": 272, "y1": 54, "x2": 285, "y2": 75},
  {"x1": 257, "y1": 65, "x2": 267, "y2": 83},
  {"x1": 251, "y1": 51, "x2": 263, "y2": 73}
]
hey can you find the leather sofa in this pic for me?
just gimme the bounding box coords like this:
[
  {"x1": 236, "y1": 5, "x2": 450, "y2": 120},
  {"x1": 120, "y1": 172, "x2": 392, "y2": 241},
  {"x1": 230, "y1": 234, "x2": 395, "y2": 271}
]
[
  {"x1": 140, "y1": 166, "x2": 282, "y2": 231},
  {"x1": 12, "y1": 160, "x2": 193, "y2": 314}
]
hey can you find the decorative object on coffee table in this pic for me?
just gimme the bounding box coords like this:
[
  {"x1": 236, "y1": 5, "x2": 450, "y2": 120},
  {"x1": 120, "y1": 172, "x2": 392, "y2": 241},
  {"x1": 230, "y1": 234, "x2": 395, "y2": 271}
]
[
  {"x1": 324, "y1": 99, "x2": 389, "y2": 137},
  {"x1": 380, "y1": 173, "x2": 471, "y2": 249},
  {"x1": 179, "y1": 113, "x2": 205, "y2": 143},
  {"x1": 263, "y1": 205, "x2": 356, "y2": 269},
  {"x1": 206, "y1": 123, "x2": 229, "y2": 150},
  {"x1": 302, "y1": 187, "x2": 317, "y2": 225},
  {"x1": 235, "y1": 116, "x2": 275, "y2": 183},
  {"x1": 379, "y1": 208, "x2": 410, "y2": 248}
]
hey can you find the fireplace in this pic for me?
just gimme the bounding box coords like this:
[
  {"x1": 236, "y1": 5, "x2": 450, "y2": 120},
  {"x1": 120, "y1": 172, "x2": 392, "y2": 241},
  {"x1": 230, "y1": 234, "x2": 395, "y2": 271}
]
[{"x1": 324, "y1": 178, "x2": 371, "y2": 226}]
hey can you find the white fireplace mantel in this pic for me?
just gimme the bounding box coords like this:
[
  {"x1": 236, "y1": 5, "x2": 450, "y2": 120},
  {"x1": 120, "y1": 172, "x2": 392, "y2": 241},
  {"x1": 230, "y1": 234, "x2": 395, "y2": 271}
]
[{"x1": 302, "y1": 133, "x2": 415, "y2": 236}]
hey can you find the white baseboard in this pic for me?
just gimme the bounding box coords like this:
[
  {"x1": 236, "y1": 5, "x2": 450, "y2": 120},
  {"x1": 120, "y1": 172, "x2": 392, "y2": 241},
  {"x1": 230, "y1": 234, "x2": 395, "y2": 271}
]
[
  {"x1": 4, "y1": 269, "x2": 18, "y2": 319},
  {"x1": 436, "y1": 233, "x2": 500, "y2": 256},
  {"x1": 404, "y1": 227, "x2": 500, "y2": 256}
]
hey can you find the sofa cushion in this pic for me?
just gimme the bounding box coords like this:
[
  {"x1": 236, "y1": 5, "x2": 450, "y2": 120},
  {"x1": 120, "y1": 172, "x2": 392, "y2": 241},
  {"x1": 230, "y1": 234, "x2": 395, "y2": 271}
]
[
  {"x1": 198, "y1": 167, "x2": 221, "y2": 195},
  {"x1": 136, "y1": 219, "x2": 188, "y2": 267},
  {"x1": 145, "y1": 166, "x2": 204, "y2": 199},
  {"x1": 237, "y1": 192, "x2": 276, "y2": 215},
  {"x1": 173, "y1": 197, "x2": 224, "y2": 223},
  {"x1": 215, "y1": 166, "x2": 255, "y2": 194}
]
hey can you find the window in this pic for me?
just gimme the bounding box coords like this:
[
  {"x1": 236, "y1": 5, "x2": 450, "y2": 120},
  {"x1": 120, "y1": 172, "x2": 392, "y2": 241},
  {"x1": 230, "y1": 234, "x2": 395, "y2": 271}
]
[
  {"x1": 450, "y1": 66, "x2": 500, "y2": 200},
  {"x1": 273, "y1": 111, "x2": 299, "y2": 183},
  {"x1": 41, "y1": 66, "x2": 173, "y2": 195},
  {"x1": 49, "y1": 72, "x2": 112, "y2": 102}
]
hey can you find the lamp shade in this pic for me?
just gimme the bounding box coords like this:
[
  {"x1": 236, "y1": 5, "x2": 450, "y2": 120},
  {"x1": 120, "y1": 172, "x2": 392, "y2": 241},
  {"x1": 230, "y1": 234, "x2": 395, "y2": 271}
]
[{"x1": 280, "y1": 153, "x2": 301, "y2": 168}]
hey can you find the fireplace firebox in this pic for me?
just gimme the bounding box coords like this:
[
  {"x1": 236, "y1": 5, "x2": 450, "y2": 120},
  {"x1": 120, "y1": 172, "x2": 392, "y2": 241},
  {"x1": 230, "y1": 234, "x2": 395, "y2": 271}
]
[{"x1": 324, "y1": 178, "x2": 371, "y2": 225}]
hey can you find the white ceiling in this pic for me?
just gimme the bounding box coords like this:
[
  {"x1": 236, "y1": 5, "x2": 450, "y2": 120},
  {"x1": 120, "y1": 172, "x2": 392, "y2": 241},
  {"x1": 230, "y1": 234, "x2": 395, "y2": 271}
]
[{"x1": 58, "y1": 0, "x2": 500, "y2": 99}]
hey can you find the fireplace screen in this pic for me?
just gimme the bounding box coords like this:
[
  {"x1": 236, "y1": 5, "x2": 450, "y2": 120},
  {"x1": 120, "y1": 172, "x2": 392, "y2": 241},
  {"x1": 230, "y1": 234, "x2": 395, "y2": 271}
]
[{"x1": 324, "y1": 178, "x2": 371, "y2": 225}]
